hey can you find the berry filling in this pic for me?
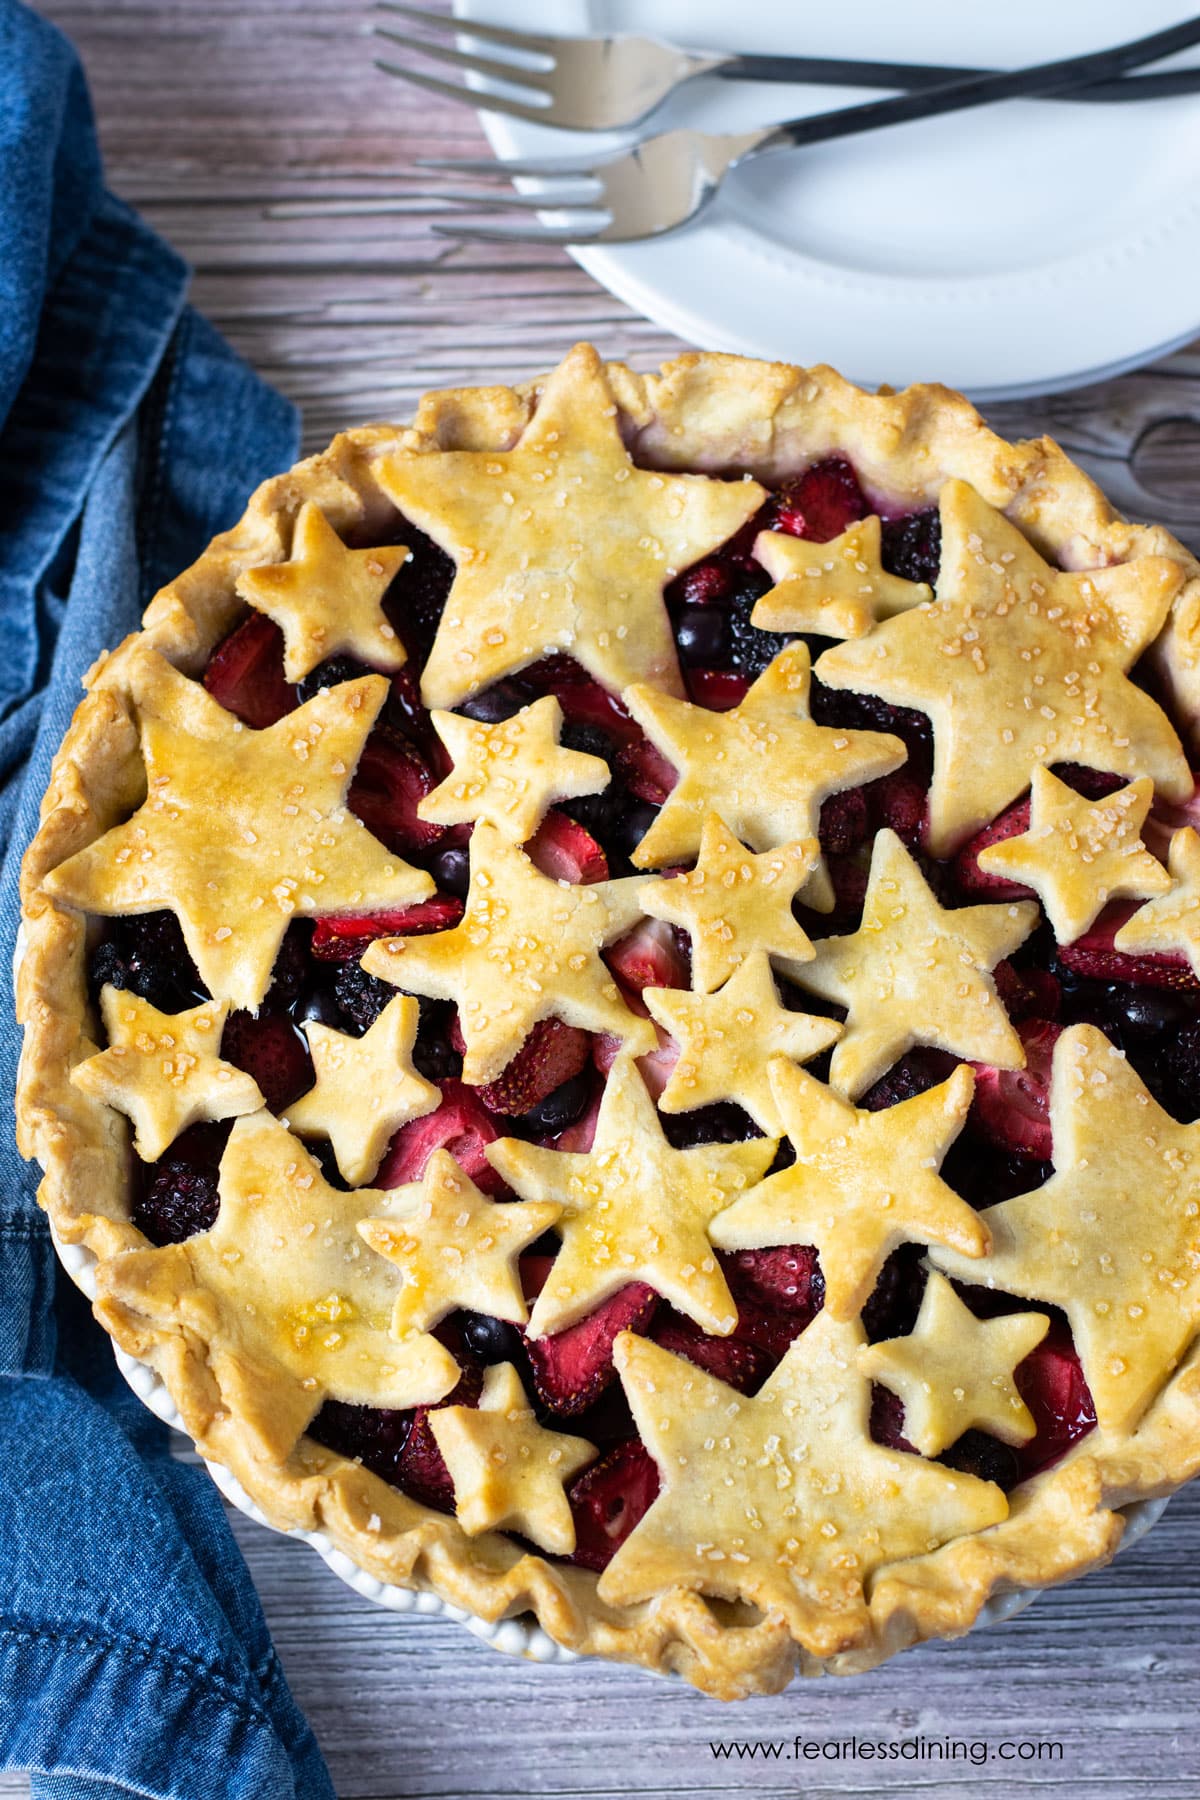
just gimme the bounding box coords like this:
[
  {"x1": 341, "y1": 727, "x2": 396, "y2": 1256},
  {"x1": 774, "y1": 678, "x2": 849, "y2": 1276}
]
[{"x1": 95, "y1": 451, "x2": 1179, "y2": 1550}]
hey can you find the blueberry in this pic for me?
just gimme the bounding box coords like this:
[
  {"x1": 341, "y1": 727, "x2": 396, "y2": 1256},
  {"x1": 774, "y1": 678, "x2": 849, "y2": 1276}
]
[
  {"x1": 1102, "y1": 983, "x2": 1190, "y2": 1040},
  {"x1": 412, "y1": 996, "x2": 463, "y2": 1082},
  {"x1": 431, "y1": 843, "x2": 471, "y2": 897},
  {"x1": 675, "y1": 607, "x2": 731, "y2": 666},
  {"x1": 519, "y1": 1069, "x2": 592, "y2": 1135},
  {"x1": 295, "y1": 655, "x2": 370, "y2": 705},
  {"x1": 938, "y1": 1429, "x2": 1020, "y2": 1491},
  {"x1": 291, "y1": 983, "x2": 343, "y2": 1029},
  {"x1": 387, "y1": 521, "x2": 455, "y2": 654},
  {"x1": 609, "y1": 800, "x2": 658, "y2": 865},
  {"x1": 308, "y1": 1400, "x2": 411, "y2": 1482},
  {"x1": 459, "y1": 1312, "x2": 524, "y2": 1366},
  {"x1": 860, "y1": 1246, "x2": 926, "y2": 1342},
  {"x1": 458, "y1": 680, "x2": 533, "y2": 723}
]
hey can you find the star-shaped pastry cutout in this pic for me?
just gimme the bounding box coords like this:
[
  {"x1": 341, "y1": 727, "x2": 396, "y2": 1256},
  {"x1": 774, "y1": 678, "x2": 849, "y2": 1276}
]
[
  {"x1": 931, "y1": 1025, "x2": 1200, "y2": 1436},
  {"x1": 639, "y1": 813, "x2": 819, "y2": 994},
  {"x1": 978, "y1": 767, "x2": 1170, "y2": 943},
  {"x1": 357, "y1": 1148, "x2": 561, "y2": 1336},
  {"x1": 377, "y1": 343, "x2": 767, "y2": 709},
  {"x1": 487, "y1": 1052, "x2": 776, "y2": 1338},
  {"x1": 418, "y1": 695, "x2": 609, "y2": 845},
  {"x1": 361, "y1": 821, "x2": 654, "y2": 1085},
  {"x1": 752, "y1": 515, "x2": 932, "y2": 640},
  {"x1": 44, "y1": 652, "x2": 434, "y2": 1011},
  {"x1": 1114, "y1": 826, "x2": 1200, "y2": 974},
  {"x1": 95, "y1": 1113, "x2": 460, "y2": 1460},
  {"x1": 286, "y1": 994, "x2": 439, "y2": 1185},
  {"x1": 711, "y1": 1058, "x2": 986, "y2": 1319},
  {"x1": 815, "y1": 479, "x2": 1189, "y2": 855},
  {"x1": 600, "y1": 1314, "x2": 1007, "y2": 1656},
  {"x1": 793, "y1": 829, "x2": 1037, "y2": 1099},
  {"x1": 645, "y1": 952, "x2": 842, "y2": 1135},
  {"x1": 858, "y1": 1272, "x2": 1050, "y2": 1456},
  {"x1": 237, "y1": 500, "x2": 408, "y2": 683},
  {"x1": 71, "y1": 987, "x2": 263, "y2": 1162},
  {"x1": 623, "y1": 642, "x2": 905, "y2": 903},
  {"x1": 429, "y1": 1362, "x2": 596, "y2": 1555}
]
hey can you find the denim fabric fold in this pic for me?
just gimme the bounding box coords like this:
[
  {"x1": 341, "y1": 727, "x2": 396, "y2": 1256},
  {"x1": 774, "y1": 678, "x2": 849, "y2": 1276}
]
[{"x1": 0, "y1": 4, "x2": 337, "y2": 1794}]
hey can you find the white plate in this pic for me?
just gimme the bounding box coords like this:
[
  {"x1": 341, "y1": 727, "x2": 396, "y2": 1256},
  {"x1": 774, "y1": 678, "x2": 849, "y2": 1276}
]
[
  {"x1": 455, "y1": 0, "x2": 1200, "y2": 399},
  {"x1": 50, "y1": 1228, "x2": 1170, "y2": 1674}
]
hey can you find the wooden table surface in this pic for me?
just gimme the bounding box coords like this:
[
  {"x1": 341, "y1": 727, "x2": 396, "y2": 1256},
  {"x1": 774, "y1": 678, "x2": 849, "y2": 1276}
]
[{"x1": 15, "y1": 4, "x2": 1200, "y2": 1796}]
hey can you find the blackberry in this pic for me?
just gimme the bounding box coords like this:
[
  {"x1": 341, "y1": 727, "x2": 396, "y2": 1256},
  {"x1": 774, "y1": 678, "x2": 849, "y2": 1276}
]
[
  {"x1": 333, "y1": 961, "x2": 394, "y2": 1034},
  {"x1": 411, "y1": 997, "x2": 463, "y2": 1082},
  {"x1": 88, "y1": 912, "x2": 206, "y2": 1013},
  {"x1": 861, "y1": 1049, "x2": 956, "y2": 1111},
  {"x1": 811, "y1": 683, "x2": 934, "y2": 782},
  {"x1": 559, "y1": 721, "x2": 627, "y2": 848},
  {"x1": 661, "y1": 1102, "x2": 761, "y2": 1149},
  {"x1": 295, "y1": 654, "x2": 369, "y2": 704},
  {"x1": 879, "y1": 508, "x2": 941, "y2": 587},
  {"x1": 308, "y1": 1400, "x2": 411, "y2": 1483},
  {"x1": 263, "y1": 922, "x2": 310, "y2": 1011},
  {"x1": 938, "y1": 1430, "x2": 1020, "y2": 1491},
  {"x1": 386, "y1": 520, "x2": 455, "y2": 654},
  {"x1": 134, "y1": 1160, "x2": 220, "y2": 1245},
  {"x1": 726, "y1": 568, "x2": 779, "y2": 678},
  {"x1": 1158, "y1": 1020, "x2": 1200, "y2": 1122},
  {"x1": 860, "y1": 1246, "x2": 927, "y2": 1343}
]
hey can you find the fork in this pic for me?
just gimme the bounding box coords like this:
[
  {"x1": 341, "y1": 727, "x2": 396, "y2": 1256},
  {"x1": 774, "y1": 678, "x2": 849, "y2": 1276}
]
[
  {"x1": 402, "y1": 16, "x2": 1200, "y2": 246},
  {"x1": 374, "y1": 1, "x2": 1200, "y2": 132}
]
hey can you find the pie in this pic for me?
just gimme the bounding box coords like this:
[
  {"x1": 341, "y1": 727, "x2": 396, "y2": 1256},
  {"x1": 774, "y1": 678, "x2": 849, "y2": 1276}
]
[{"x1": 18, "y1": 343, "x2": 1200, "y2": 1699}]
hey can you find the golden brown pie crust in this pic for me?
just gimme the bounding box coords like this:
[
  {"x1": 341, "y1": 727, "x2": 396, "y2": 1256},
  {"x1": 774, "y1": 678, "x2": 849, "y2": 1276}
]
[{"x1": 18, "y1": 344, "x2": 1200, "y2": 1698}]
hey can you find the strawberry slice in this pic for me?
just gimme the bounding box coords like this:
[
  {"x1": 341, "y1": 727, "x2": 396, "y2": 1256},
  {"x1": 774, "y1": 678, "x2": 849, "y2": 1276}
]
[
  {"x1": 477, "y1": 1017, "x2": 591, "y2": 1116},
  {"x1": 954, "y1": 798, "x2": 1034, "y2": 899},
  {"x1": 606, "y1": 917, "x2": 689, "y2": 1001},
  {"x1": 527, "y1": 811, "x2": 609, "y2": 884},
  {"x1": 721, "y1": 1245, "x2": 825, "y2": 1360},
  {"x1": 869, "y1": 1382, "x2": 917, "y2": 1453},
  {"x1": 1056, "y1": 903, "x2": 1200, "y2": 992},
  {"x1": 220, "y1": 1011, "x2": 313, "y2": 1114},
  {"x1": 867, "y1": 769, "x2": 928, "y2": 847},
  {"x1": 311, "y1": 896, "x2": 463, "y2": 960},
  {"x1": 1145, "y1": 769, "x2": 1200, "y2": 861},
  {"x1": 378, "y1": 1079, "x2": 503, "y2": 1193},
  {"x1": 523, "y1": 663, "x2": 640, "y2": 745},
  {"x1": 203, "y1": 614, "x2": 296, "y2": 728},
  {"x1": 592, "y1": 1021, "x2": 679, "y2": 1098},
  {"x1": 616, "y1": 736, "x2": 677, "y2": 805},
  {"x1": 651, "y1": 1310, "x2": 769, "y2": 1394},
  {"x1": 525, "y1": 1282, "x2": 659, "y2": 1416},
  {"x1": 394, "y1": 1363, "x2": 484, "y2": 1512},
  {"x1": 773, "y1": 456, "x2": 869, "y2": 542},
  {"x1": 348, "y1": 727, "x2": 445, "y2": 856},
  {"x1": 685, "y1": 667, "x2": 750, "y2": 711},
  {"x1": 1014, "y1": 1326, "x2": 1096, "y2": 1476},
  {"x1": 569, "y1": 1439, "x2": 660, "y2": 1572},
  {"x1": 969, "y1": 1018, "x2": 1061, "y2": 1160}
]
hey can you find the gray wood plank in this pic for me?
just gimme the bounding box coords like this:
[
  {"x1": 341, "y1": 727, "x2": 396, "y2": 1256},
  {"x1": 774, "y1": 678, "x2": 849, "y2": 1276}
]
[{"x1": 21, "y1": 1, "x2": 1200, "y2": 1795}]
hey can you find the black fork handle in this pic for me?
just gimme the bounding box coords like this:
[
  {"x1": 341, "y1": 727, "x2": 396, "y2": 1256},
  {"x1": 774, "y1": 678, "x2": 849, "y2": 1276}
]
[
  {"x1": 718, "y1": 50, "x2": 1200, "y2": 105},
  {"x1": 745, "y1": 16, "x2": 1200, "y2": 153}
]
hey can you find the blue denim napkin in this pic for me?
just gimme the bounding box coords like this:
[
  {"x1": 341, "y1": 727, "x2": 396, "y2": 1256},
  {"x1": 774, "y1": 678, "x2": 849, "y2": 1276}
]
[{"x1": 0, "y1": 4, "x2": 337, "y2": 1794}]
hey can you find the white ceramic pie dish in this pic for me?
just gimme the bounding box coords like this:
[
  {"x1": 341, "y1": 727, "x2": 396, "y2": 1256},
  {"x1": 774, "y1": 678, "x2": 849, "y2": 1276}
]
[{"x1": 49, "y1": 1226, "x2": 1169, "y2": 1672}]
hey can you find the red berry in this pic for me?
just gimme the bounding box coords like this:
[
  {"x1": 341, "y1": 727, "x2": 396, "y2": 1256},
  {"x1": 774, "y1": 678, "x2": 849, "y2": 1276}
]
[
  {"x1": 818, "y1": 786, "x2": 869, "y2": 856},
  {"x1": 527, "y1": 811, "x2": 609, "y2": 884},
  {"x1": 348, "y1": 728, "x2": 444, "y2": 856},
  {"x1": 674, "y1": 561, "x2": 731, "y2": 607},
  {"x1": 310, "y1": 896, "x2": 463, "y2": 960},
  {"x1": 476, "y1": 1017, "x2": 591, "y2": 1116},
  {"x1": 616, "y1": 735, "x2": 677, "y2": 806},
  {"x1": 605, "y1": 917, "x2": 689, "y2": 1002},
  {"x1": 953, "y1": 798, "x2": 1034, "y2": 899},
  {"x1": 525, "y1": 1282, "x2": 659, "y2": 1416},
  {"x1": 773, "y1": 457, "x2": 868, "y2": 542},
  {"x1": 650, "y1": 1309, "x2": 769, "y2": 1393},
  {"x1": 867, "y1": 770, "x2": 928, "y2": 848},
  {"x1": 569, "y1": 1439, "x2": 660, "y2": 1572},
  {"x1": 1056, "y1": 904, "x2": 1200, "y2": 992},
  {"x1": 204, "y1": 614, "x2": 296, "y2": 728},
  {"x1": 1014, "y1": 1327, "x2": 1096, "y2": 1476},
  {"x1": 684, "y1": 667, "x2": 750, "y2": 711},
  {"x1": 869, "y1": 1383, "x2": 917, "y2": 1453},
  {"x1": 378, "y1": 1080, "x2": 504, "y2": 1193},
  {"x1": 395, "y1": 1364, "x2": 484, "y2": 1511},
  {"x1": 220, "y1": 1010, "x2": 313, "y2": 1114},
  {"x1": 969, "y1": 1019, "x2": 1061, "y2": 1160}
]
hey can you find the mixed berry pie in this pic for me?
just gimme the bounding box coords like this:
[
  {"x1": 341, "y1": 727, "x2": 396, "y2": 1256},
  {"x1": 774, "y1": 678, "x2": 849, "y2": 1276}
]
[{"x1": 18, "y1": 344, "x2": 1200, "y2": 1698}]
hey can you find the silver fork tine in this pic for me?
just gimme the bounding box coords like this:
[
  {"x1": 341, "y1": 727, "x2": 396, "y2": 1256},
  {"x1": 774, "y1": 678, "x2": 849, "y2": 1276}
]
[
  {"x1": 432, "y1": 219, "x2": 608, "y2": 245},
  {"x1": 371, "y1": 25, "x2": 552, "y2": 95},
  {"x1": 416, "y1": 151, "x2": 617, "y2": 179},
  {"x1": 373, "y1": 0, "x2": 558, "y2": 60},
  {"x1": 373, "y1": 59, "x2": 553, "y2": 121},
  {"x1": 415, "y1": 184, "x2": 604, "y2": 209}
]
